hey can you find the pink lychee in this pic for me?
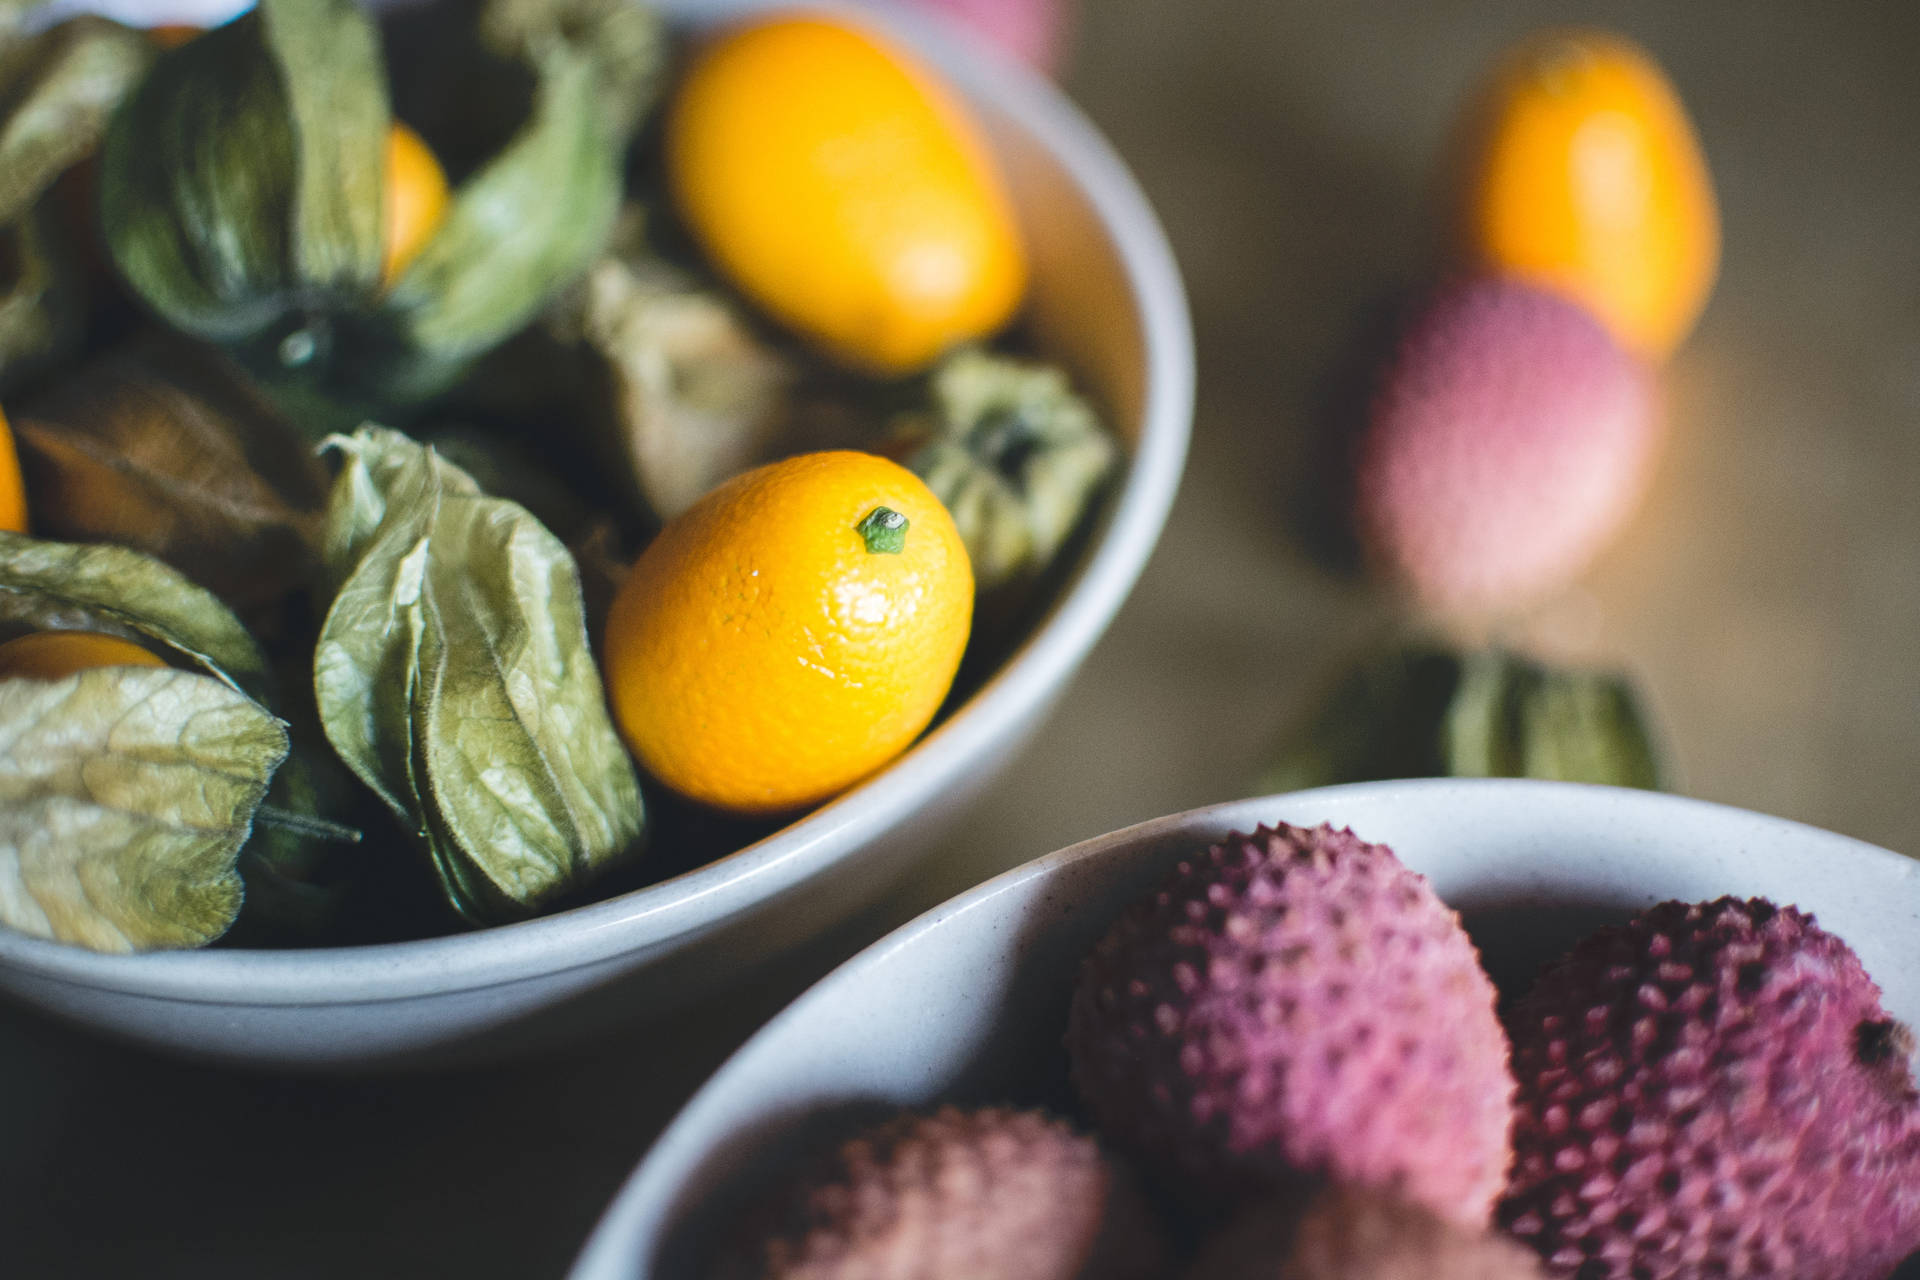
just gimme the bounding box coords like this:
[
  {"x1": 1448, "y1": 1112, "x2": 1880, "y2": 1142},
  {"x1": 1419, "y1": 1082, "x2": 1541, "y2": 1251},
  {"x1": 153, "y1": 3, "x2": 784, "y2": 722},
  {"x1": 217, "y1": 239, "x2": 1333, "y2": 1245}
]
[
  {"x1": 739, "y1": 1106, "x2": 1166, "y2": 1280},
  {"x1": 1501, "y1": 897, "x2": 1920, "y2": 1279},
  {"x1": 1353, "y1": 276, "x2": 1659, "y2": 612},
  {"x1": 1067, "y1": 823, "x2": 1516, "y2": 1227}
]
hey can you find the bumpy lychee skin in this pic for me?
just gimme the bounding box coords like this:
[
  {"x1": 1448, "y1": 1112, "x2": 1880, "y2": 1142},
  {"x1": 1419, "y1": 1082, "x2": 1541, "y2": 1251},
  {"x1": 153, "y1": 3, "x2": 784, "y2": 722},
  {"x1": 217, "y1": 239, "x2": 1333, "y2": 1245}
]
[
  {"x1": 1500, "y1": 897, "x2": 1920, "y2": 1280},
  {"x1": 1067, "y1": 823, "x2": 1516, "y2": 1226},
  {"x1": 1353, "y1": 276, "x2": 1657, "y2": 612},
  {"x1": 738, "y1": 1106, "x2": 1166, "y2": 1280},
  {"x1": 1186, "y1": 1185, "x2": 1549, "y2": 1280}
]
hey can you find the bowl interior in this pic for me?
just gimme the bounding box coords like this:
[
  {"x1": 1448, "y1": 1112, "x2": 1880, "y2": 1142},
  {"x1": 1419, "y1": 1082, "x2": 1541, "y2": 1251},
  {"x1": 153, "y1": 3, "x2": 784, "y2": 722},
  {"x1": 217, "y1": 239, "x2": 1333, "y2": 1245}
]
[
  {"x1": 0, "y1": 0, "x2": 1191, "y2": 1023},
  {"x1": 573, "y1": 779, "x2": 1920, "y2": 1278}
]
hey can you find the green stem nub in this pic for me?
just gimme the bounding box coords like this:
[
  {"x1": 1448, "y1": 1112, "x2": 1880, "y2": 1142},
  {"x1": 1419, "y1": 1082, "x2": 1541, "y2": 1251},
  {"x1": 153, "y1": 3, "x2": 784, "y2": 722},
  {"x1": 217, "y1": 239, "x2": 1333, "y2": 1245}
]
[{"x1": 857, "y1": 506, "x2": 909, "y2": 554}]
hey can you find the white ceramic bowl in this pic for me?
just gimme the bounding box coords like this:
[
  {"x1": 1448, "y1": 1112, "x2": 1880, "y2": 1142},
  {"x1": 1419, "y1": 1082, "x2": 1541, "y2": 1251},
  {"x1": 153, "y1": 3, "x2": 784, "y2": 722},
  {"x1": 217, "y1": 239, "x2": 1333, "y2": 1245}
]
[
  {"x1": 0, "y1": 0, "x2": 1192, "y2": 1068},
  {"x1": 571, "y1": 779, "x2": 1920, "y2": 1279}
]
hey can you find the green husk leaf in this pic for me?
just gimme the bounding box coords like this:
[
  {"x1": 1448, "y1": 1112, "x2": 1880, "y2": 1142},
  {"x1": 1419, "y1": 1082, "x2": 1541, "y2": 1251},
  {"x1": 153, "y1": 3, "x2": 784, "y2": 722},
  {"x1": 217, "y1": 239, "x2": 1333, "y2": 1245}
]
[
  {"x1": 0, "y1": 14, "x2": 156, "y2": 226},
  {"x1": 313, "y1": 426, "x2": 642, "y2": 923},
  {"x1": 0, "y1": 200, "x2": 83, "y2": 396},
  {"x1": 1256, "y1": 645, "x2": 1666, "y2": 795},
  {"x1": 887, "y1": 348, "x2": 1117, "y2": 596},
  {"x1": 386, "y1": 45, "x2": 621, "y2": 369},
  {"x1": 98, "y1": 0, "x2": 388, "y2": 341},
  {"x1": 318, "y1": 419, "x2": 481, "y2": 584},
  {"x1": 1443, "y1": 650, "x2": 1664, "y2": 788},
  {"x1": 0, "y1": 666, "x2": 288, "y2": 952},
  {"x1": 12, "y1": 337, "x2": 329, "y2": 610},
  {"x1": 258, "y1": 0, "x2": 386, "y2": 294},
  {"x1": 96, "y1": 0, "x2": 629, "y2": 425},
  {"x1": 313, "y1": 437, "x2": 438, "y2": 823},
  {"x1": 1522, "y1": 677, "x2": 1660, "y2": 785},
  {"x1": 100, "y1": 17, "x2": 300, "y2": 339},
  {"x1": 478, "y1": 0, "x2": 664, "y2": 142},
  {"x1": 0, "y1": 531, "x2": 271, "y2": 696}
]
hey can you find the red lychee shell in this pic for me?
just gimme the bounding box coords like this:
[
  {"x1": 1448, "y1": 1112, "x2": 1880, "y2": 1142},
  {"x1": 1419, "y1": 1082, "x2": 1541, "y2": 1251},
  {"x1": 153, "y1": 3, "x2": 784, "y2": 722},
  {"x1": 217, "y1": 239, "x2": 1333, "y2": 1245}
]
[
  {"x1": 1500, "y1": 897, "x2": 1920, "y2": 1280},
  {"x1": 741, "y1": 1105, "x2": 1166, "y2": 1280},
  {"x1": 1353, "y1": 276, "x2": 1658, "y2": 612},
  {"x1": 1067, "y1": 822, "x2": 1516, "y2": 1227},
  {"x1": 1185, "y1": 1185, "x2": 1548, "y2": 1280}
]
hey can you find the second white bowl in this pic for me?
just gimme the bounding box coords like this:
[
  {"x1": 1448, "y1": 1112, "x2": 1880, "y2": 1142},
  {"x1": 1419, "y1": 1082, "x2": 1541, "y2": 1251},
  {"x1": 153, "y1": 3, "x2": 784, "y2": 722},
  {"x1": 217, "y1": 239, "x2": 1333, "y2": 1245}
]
[{"x1": 572, "y1": 779, "x2": 1920, "y2": 1278}]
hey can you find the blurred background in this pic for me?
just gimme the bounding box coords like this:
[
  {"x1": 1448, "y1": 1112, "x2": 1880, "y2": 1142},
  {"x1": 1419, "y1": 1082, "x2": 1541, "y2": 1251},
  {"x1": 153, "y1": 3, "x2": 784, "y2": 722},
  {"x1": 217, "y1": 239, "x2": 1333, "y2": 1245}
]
[{"x1": 4, "y1": 0, "x2": 1917, "y2": 1275}]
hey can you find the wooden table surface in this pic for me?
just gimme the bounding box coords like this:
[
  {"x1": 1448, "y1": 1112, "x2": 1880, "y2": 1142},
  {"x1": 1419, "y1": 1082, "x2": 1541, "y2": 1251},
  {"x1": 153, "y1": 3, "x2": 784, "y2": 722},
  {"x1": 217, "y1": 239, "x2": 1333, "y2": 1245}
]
[{"x1": 5, "y1": 1, "x2": 1916, "y2": 1275}]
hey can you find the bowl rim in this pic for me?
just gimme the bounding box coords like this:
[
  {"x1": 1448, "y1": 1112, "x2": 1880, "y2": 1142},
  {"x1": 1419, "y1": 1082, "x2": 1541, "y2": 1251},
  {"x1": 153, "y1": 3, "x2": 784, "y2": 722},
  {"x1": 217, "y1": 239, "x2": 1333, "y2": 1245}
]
[
  {"x1": 567, "y1": 778, "x2": 1916, "y2": 1279},
  {"x1": 0, "y1": 0, "x2": 1195, "y2": 1005}
]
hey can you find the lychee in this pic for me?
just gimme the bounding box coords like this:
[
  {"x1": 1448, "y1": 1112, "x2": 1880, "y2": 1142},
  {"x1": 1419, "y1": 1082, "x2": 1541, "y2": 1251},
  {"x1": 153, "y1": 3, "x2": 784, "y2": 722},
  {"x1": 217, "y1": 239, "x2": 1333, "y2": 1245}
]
[
  {"x1": 1186, "y1": 1185, "x2": 1548, "y2": 1280},
  {"x1": 734, "y1": 1105, "x2": 1165, "y2": 1280},
  {"x1": 1500, "y1": 896, "x2": 1920, "y2": 1279},
  {"x1": 1352, "y1": 276, "x2": 1658, "y2": 612},
  {"x1": 1067, "y1": 822, "x2": 1515, "y2": 1226}
]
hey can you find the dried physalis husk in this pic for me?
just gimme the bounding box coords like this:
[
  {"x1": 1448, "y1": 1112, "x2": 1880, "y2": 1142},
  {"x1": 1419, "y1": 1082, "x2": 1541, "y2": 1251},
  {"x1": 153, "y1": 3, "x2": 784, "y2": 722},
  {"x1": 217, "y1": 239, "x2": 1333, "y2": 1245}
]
[
  {"x1": 0, "y1": 14, "x2": 154, "y2": 395},
  {"x1": 1254, "y1": 644, "x2": 1667, "y2": 795},
  {"x1": 313, "y1": 427, "x2": 643, "y2": 924},
  {"x1": 0, "y1": 665, "x2": 287, "y2": 951},
  {"x1": 0, "y1": 14, "x2": 155, "y2": 227},
  {"x1": 478, "y1": 0, "x2": 664, "y2": 141},
  {"x1": 470, "y1": 204, "x2": 865, "y2": 526},
  {"x1": 885, "y1": 348, "x2": 1117, "y2": 599},
  {"x1": 0, "y1": 530, "x2": 271, "y2": 695},
  {"x1": 13, "y1": 337, "x2": 328, "y2": 610},
  {"x1": 98, "y1": 0, "x2": 637, "y2": 431},
  {"x1": 578, "y1": 252, "x2": 806, "y2": 521},
  {"x1": 0, "y1": 531, "x2": 287, "y2": 952}
]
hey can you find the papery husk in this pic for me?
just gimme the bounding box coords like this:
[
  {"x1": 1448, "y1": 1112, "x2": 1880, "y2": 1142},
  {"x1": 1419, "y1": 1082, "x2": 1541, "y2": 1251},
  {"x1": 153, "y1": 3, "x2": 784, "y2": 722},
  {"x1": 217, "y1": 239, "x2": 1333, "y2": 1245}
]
[
  {"x1": 374, "y1": 39, "x2": 622, "y2": 387},
  {"x1": 312, "y1": 426, "x2": 644, "y2": 924},
  {"x1": 1255, "y1": 644, "x2": 1666, "y2": 794},
  {"x1": 0, "y1": 664, "x2": 287, "y2": 952},
  {"x1": 0, "y1": 529, "x2": 293, "y2": 952},
  {"x1": 466, "y1": 204, "x2": 869, "y2": 525},
  {"x1": 575, "y1": 253, "x2": 807, "y2": 521},
  {"x1": 417, "y1": 424, "x2": 638, "y2": 632},
  {"x1": 101, "y1": 0, "x2": 387, "y2": 342},
  {"x1": 0, "y1": 14, "x2": 156, "y2": 227},
  {"x1": 100, "y1": 0, "x2": 634, "y2": 432},
  {"x1": 0, "y1": 14, "x2": 160, "y2": 396},
  {"x1": 12, "y1": 336, "x2": 328, "y2": 611},
  {"x1": 478, "y1": 0, "x2": 664, "y2": 140},
  {"x1": 885, "y1": 348, "x2": 1117, "y2": 602},
  {"x1": 0, "y1": 528, "x2": 271, "y2": 697}
]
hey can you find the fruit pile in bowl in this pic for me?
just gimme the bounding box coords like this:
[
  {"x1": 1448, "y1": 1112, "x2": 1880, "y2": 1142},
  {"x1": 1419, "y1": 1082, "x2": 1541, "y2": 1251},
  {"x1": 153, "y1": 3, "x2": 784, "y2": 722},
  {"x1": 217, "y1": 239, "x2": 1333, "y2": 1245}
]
[
  {"x1": 0, "y1": 0, "x2": 1190, "y2": 1066},
  {"x1": 572, "y1": 781, "x2": 1920, "y2": 1280}
]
